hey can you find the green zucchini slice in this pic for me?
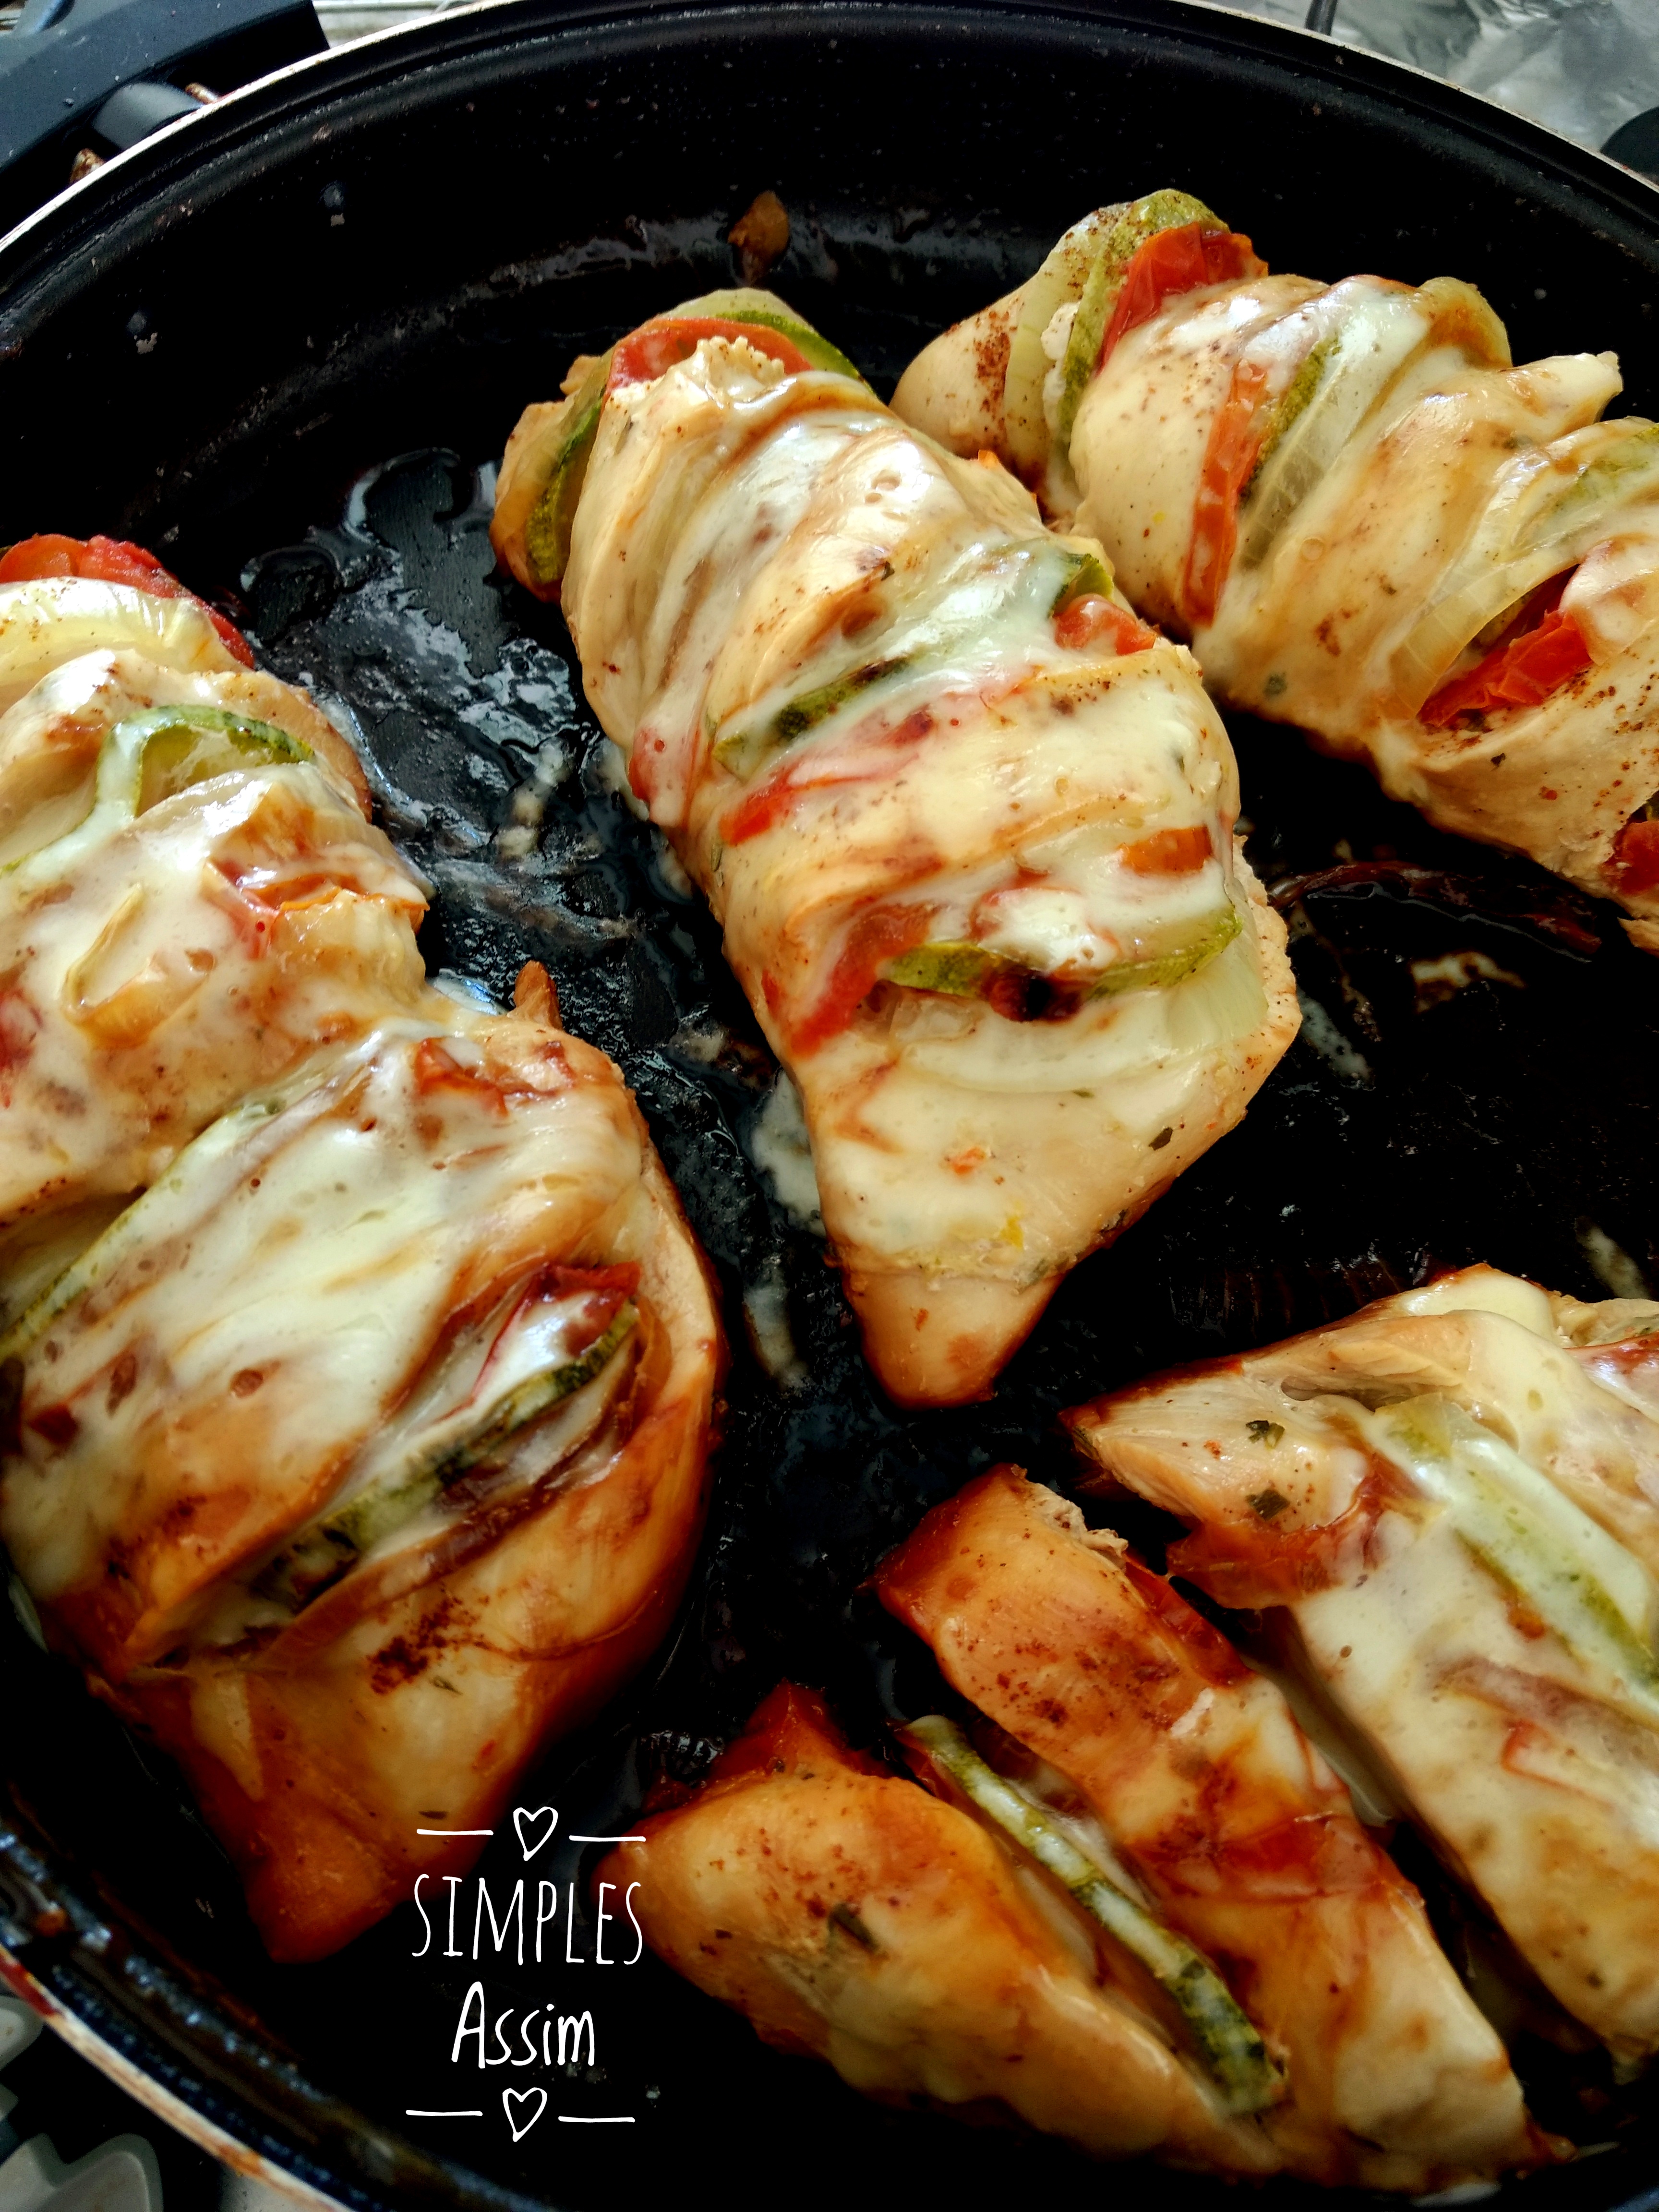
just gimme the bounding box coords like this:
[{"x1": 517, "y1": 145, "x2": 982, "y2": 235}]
[
  {"x1": 885, "y1": 903, "x2": 1240, "y2": 1012},
  {"x1": 903, "y1": 1715, "x2": 1283, "y2": 2114},
  {"x1": 523, "y1": 348, "x2": 616, "y2": 591},
  {"x1": 674, "y1": 289, "x2": 868, "y2": 385},
  {"x1": 712, "y1": 536, "x2": 1091, "y2": 781},
  {"x1": 1357, "y1": 1394, "x2": 1659, "y2": 1713},
  {"x1": 253, "y1": 1295, "x2": 639, "y2": 1613},
  {"x1": 1053, "y1": 191, "x2": 1223, "y2": 459}
]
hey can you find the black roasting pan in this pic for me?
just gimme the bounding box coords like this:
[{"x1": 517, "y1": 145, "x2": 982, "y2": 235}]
[{"x1": 2, "y1": 4, "x2": 1659, "y2": 2208}]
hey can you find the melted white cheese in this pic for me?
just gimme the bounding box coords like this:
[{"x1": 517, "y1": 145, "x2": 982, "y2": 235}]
[
  {"x1": 0, "y1": 579, "x2": 240, "y2": 713},
  {"x1": 0, "y1": 1021, "x2": 644, "y2": 1641},
  {"x1": 0, "y1": 677, "x2": 427, "y2": 1224},
  {"x1": 558, "y1": 333, "x2": 1298, "y2": 1312}
]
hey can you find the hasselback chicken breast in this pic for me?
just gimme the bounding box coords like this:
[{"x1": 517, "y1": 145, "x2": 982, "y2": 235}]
[
  {"x1": 601, "y1": 1681, "x2": 1286, "y2": 2179},
  {"x1": 603, "y1": 1471, "x2": 1540, "y2": 2187},
  {"x1": 893, "y1": 194, "x2": 1659, "y2": 946},
  {"x1": 492, "y1": 291, "x2": 1298, "y2": 1405},
  {"x1": 0, "y1": 536, "x2": 721, "y2": 1961},
  {"x1": 876, "y1": 1467, "x2": 1535, "y2": 2187},
  {"x1": 1068, "y1": 1264, "x2": 1659, "y2": 2071}
]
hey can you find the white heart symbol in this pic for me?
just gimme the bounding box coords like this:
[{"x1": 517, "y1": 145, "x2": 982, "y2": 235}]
[
  {"x1": 513, "y1": 1805, "x2": 558, "y2": 1862},
  {"x1": 503, "y1": 2087, "x2": 547, "y2": 2142}
]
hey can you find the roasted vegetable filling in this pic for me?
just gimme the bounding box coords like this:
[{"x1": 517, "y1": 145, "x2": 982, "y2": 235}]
[{"x1": 902, "y1": 1713, "x2": 1284, "y2": 2114}]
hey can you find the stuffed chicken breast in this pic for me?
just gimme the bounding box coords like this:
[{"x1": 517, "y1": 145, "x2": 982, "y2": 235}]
[
  {"x1": 894, "y1": 194, "x2": 1659, "y2": 946},
  {"x1": 601, "y1": 1681, "x2": 1286, "y2": 2177},
  {"x1": 491, "y1": 292, "x2": 1298, "y2": 1404},
  {"x1": 873, "y1": 1466, "x2": 1536, "y2": 2188},
  {"x1": 1068, "y1": 1264, "x2": 1659, "y2": 2069},
  {"x1": 0, "y1": 538, "x2": 722, "y2": 1960},
  {"x1": 602, "y1": 1475, "x2": 1541, "y2": 2186}
]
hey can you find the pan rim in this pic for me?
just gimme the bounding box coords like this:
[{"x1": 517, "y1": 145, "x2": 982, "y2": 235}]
[{"x1": 2, "y1": 0, "x2": 1659, "y2": 292}]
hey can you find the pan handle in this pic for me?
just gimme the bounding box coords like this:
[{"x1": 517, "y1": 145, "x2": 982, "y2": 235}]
[{"x1": 0, "y1": 0, "x2": 326, "y2": 235}]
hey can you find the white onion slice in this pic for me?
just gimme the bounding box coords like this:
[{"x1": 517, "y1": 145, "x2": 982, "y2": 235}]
[
  {"x1": 0, "y1": 578, "x2": 238, "y2": 715},
  {"x1": 1391, "y1": 410, "x2": 1653, "y2": 711},
  {"x1": 1561, "y1": 522, "x2": 1659, "y2": 661},
  {"x1": 1004, "y1": 211, "x2": 1117, "y2": 481},
  {"x1": 1238, "y1": 282, "x2": 1437, "y2": 571}
]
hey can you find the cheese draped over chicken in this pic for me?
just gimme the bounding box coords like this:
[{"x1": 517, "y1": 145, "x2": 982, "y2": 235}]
[
  {"x1": 0, "y1": 616, "x2": 427, "y2": 1230},
  {"x1": 1068, "y1": 1263, "x2": 1659, "y2": 2070},
  {"x1": 0, "y1": 568, "x2": 721, "y2": 1961},
  {"x1": 892, "y1": 194, "x2": 1659, "y2": 948},
  {"x1": 493, "y1": 299, "x2": 1298, "y2": 1404}
]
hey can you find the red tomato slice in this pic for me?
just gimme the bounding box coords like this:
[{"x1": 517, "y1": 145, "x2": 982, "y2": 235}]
[
  {"x1": 0, "y1": 532, "x2": 84, "y2": 579},
  {"x1": 1096, "y1": 223, "x2": 1265, "y2": 377},
  {"x1": 1053, "y1": 592, "x2": 1158, "y2": 655},
  {"x1": 1182, "y1": 356, "x2": 1274, "y2": 627},
  {"x1": 505, "y1": 1261, "x2": 641, "y2": 1358},
  {"x1": 1120, "y1": 825, "x2": 1213, "y2": 876},
  {"x1": 609, "y1": 317, "x2": 813, "y2": 391},
  {"x1": 721, "y1": 705, "x2": 939, "y2": 848},
  {"x1": 1420, "y1": 584, "x2": 1592, "y2": 730},
  {"x1": 1611, "y1": 819, "x2": 1659, "y2": 897},
  {"x1": 0, "y1": 532, "x2": 255, "y2": 666},
  {"x1": 793, "y1": 899, "x2": 936, "y2": 1054}
]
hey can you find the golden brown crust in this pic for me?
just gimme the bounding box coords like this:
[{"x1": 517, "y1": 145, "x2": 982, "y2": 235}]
[
  {"x1": 877, "y1": 1467, "x2": 1537, "y2": 2189},
  {"x1": 841, "y1": 1267, "x2": 1060, "y2": 1406}
]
